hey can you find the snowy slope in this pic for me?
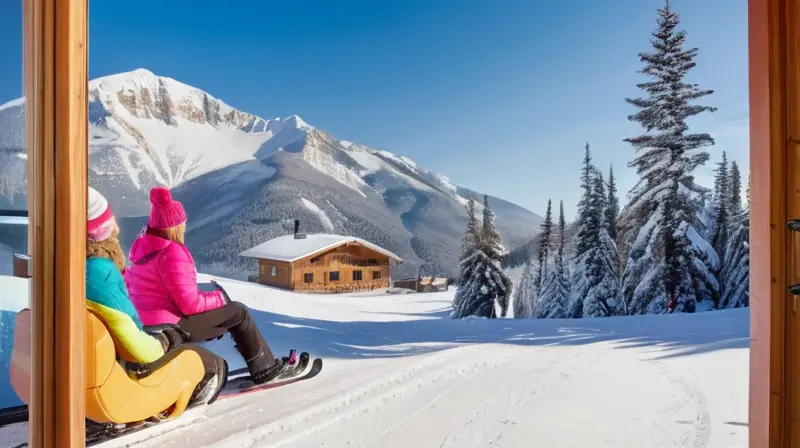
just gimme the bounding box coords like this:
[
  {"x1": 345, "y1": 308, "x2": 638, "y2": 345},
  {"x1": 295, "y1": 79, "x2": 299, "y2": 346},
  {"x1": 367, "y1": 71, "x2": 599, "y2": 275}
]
[
  {"x1": 0, "y1": 273, "x2": 749, "y2": 448},
  {"x1": 0, "y1": 69, "x2": 540, "y2": 279}
]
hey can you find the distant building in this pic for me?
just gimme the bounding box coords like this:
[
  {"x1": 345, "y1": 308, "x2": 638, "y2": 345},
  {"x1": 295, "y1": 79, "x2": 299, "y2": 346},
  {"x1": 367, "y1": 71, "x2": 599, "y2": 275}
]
[
  {"x1": 393, "y1": 276, "x2": 449, "y2": 293},
  {"x1": 240, "y1": 223, "x2": 403, "y2": 293}
]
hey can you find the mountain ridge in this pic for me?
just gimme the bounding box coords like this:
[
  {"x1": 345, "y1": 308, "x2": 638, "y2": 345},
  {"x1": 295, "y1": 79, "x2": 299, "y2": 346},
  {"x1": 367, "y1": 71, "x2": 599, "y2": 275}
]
[{"x1": 0, "y1": 68, "x2": 541, "y2": 279}]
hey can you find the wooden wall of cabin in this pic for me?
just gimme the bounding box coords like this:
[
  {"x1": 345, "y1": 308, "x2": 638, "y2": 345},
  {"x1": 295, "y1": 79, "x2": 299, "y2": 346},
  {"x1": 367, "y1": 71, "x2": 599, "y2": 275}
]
[
  {"x1": 290, "y1": 243, "x2": 392, "y2": 293},
  {"x1": 257, "y1": 259, "x2": 292, "y2": 289}
]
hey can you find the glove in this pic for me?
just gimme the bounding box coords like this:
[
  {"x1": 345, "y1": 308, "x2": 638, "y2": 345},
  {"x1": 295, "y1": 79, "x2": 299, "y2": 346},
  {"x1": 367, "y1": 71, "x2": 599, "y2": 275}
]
[
  {"x1": 211, "y1": 279, "x2": 232, "y2": 305},
  {"x1": 153, "y1": 332, "x2": 170, "y2": 352}
]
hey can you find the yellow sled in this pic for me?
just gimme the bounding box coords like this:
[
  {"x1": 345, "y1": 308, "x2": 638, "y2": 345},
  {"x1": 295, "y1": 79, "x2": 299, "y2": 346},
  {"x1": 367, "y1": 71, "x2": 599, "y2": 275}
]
[{"x1": 10, "y1": 308, "x2": 221, "y2": 424}]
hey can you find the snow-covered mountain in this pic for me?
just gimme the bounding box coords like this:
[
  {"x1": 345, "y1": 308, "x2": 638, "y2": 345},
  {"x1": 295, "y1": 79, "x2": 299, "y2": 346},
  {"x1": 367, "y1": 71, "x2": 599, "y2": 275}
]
[{"x1": 0, "y1": 69, "x2": 541, "y2": 278}]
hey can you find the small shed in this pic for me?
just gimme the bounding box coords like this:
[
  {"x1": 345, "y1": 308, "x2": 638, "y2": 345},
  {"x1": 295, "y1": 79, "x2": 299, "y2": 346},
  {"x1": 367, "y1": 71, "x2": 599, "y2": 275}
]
[
  {"x1": 240, "y1": 232, "x2": 403, "y2": 293},
  {"x1": 393, "y1": 276, "x2": 449, "y2": 293}
]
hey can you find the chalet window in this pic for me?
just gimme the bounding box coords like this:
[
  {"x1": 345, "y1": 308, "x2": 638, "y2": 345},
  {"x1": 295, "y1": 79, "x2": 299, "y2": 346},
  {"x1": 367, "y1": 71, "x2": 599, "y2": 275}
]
[
  {"x1": 304, "y1": 273, "x2": 313, "y2": 283},
  {"x1": 353, "y1": 270, "x2": 363, "y2": 281},
  {"x1": 271, "y1": 266, "x2": 277, "y2": 277},
  {"x1": 329, "y1": 271, "x2": 340, "y2": 281},
  {"x1": 372, "y1": 271, "x2": 381, "y2": 280},
  {"x1": 368, "y1": 258, "x2": 377, "y2": 266}
]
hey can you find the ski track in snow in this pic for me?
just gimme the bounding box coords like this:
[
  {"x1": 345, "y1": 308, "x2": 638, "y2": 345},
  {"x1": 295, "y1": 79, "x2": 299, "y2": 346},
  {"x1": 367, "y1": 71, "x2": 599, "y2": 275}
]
[{"x1": 0, "y1": 274, "x2": 748, "y2": 448}]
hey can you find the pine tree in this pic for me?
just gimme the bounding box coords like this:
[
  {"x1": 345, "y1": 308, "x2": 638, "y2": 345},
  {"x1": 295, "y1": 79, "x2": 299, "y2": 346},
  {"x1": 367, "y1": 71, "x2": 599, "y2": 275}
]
[
  {"x1": 719, "y1": 207, "x2": 750, "y2": 308},
  {"x1": 606, "y1": 165, "x2": 619, "y2": 242},
  {"x1": 513, "y1": 260, "x2": 538, "y2": 318},
  {"x1": 479, "y1": 195, "x2": 513, "y2": 317},
  {"x1": 569, "y1": 144, "x2": 603, "y2": 318},
  {"x1": 536, "y1": 200, "x2": 571, "y2": 318},
  {"x1": 746, "y1": 173, "x2": 751, "y2": 207},
  {"x1": 451, "y1": 194, "x2": 490, "y2": 318},
  {"x1": 728, "y1": 161, "x2": 743, "y2": 215},
  {"x1": 618, "y1": 1, "x2": 719, "y2": 314},
  {"x1": 457, "y1": 193, "x2": 480, "y2": 286},
  {"x1": 535, "y1": 199, "x2": 554, "y2": 294},
  {"x1": 710, "y1": 151, "x2": 730, "y2": 262},
  {"x1": 582, "y1": 169, "x2": 621, "y2": 317}
]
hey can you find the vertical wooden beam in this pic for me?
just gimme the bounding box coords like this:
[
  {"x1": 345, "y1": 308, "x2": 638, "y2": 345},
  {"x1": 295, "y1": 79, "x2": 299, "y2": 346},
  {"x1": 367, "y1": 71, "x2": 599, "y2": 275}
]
[
  {"x1": 24, "y1": 0, "x2": 88, "y2": 446},
  {"x1": 748, "y1": 0, "x2": 800, "y2": 445},
  {"x1": 784, "y1": 0, "x2": 800, "y2": 445}
]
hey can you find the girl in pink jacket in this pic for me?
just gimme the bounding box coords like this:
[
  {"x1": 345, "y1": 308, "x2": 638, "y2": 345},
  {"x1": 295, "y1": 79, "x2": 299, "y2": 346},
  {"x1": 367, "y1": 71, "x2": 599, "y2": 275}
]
[{"x1": 125, "y1": 187, "x2": 286, "y2": 384}]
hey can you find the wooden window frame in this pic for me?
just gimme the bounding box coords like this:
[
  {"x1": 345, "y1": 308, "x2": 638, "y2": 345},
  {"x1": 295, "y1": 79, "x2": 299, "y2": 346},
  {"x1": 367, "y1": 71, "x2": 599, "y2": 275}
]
[
  {"x1": 270, "y1": 265, "x2": 276, "y2": 277},
  {"x1": 352, "y1": 270, "x2": 363, "y2": 281},
  {"x1": 303, "y1": 272, "x2": 313, "y2": 283},
  {"x1": 329, "y1": 271, "x2": 340, "y2": 282},
  {"x1": 23, "y1": 0, "x2": 88, "y2": 446},
  {"x1": 372, "y1": 271, "x2": 381, "y2": 280}
]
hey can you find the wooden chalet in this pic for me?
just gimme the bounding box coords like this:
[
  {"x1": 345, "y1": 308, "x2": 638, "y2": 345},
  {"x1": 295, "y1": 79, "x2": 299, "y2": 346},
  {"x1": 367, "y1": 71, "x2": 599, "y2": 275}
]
[{"x1": 240, "y1": 226, "x2": 402, "y2": 293}]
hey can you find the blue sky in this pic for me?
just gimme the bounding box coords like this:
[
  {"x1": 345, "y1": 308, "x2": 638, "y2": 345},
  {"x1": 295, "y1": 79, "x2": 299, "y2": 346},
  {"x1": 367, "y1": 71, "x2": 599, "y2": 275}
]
[{"x1": 0, "y1": 0, "x2": 748, "y2": 218}]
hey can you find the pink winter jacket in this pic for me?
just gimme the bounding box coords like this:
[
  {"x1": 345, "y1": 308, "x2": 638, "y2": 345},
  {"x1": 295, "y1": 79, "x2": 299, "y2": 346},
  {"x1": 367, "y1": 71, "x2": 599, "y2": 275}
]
[{"x1": 125, "y1": 231, "x2": 226, "y2": 325}]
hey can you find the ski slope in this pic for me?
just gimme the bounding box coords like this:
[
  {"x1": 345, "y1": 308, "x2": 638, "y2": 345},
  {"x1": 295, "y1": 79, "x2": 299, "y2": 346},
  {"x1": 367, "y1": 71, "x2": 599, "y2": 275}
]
[{"x1": 0, "y1": 274, "x2": 749, "y2": 448}]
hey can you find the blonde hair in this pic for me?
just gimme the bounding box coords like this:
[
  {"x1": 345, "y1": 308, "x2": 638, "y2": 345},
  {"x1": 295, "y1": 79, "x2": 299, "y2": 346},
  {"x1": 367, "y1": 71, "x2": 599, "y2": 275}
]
[
  {"x1": 86, "y1": 222, "x2": 127, "y2": 272},
  {"x1": 148, "y1": 222, "x2": 186, "y2": 245}
]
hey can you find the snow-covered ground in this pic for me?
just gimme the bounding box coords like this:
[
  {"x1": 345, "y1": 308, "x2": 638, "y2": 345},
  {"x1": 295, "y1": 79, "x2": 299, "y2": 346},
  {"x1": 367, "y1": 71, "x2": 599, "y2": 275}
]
[{"x1": 0, "y1": 274, "x2": 748, "y2": 447}]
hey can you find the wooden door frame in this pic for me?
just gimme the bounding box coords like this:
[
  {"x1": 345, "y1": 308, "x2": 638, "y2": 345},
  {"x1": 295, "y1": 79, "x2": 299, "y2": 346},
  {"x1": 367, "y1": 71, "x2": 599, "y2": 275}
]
[
  {"x1": 23, "y1": 0, "x2": 88, "y2": 446},
  {"x1": 749, "y1": 0, "x2": 800, "y2": 445}
]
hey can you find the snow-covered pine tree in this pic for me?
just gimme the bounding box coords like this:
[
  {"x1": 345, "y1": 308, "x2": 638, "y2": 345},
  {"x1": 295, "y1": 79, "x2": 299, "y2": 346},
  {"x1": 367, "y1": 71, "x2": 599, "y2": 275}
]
[
  {"x1": 728, "y1": 160, "x2": 743, "y2": 215},
  {"x1": 456, "y1": 193, "x2": 480, "y2": 286},
  {"x1": 746, "y1": 173, "x2": 751, "y2": 207},
  {"x1": 710, "y1": 151, "x2": 730, "y2": 262},
  {"x1": 513, "y1": 259, "x2": 538, "y2": 318},
  {"x1": 536, "y1": 200, "x2": 571, "y2": 318},
  {"x1": 617, "y1": 1, "x2": 719, "y2": 314},
  {"x1": 568, "y1": 143, "x2": 602, "y2": 318},
  {"x1": 719, "y1": 206, "x2": 750, "y2": 308},
  {"x1": 582, "y1": 169, "x2": 621, "y2": 317},
  {"x1": 479, "y1": 195, "x2": 513, "y2": 317},
  {"x1": 606, "y1": 165, "x2": 619, "y2": 242},
  {"x1": 451, "y1": 194, "x2": 491, "y2": 318},
  {"x1": 535, "y1": 199, "x2": 554, "y2": 294}
]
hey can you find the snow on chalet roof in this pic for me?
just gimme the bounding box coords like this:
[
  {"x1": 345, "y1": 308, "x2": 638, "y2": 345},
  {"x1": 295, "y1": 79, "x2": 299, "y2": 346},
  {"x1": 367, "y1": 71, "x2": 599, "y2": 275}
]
[{"x1": 239, "y1": 234, "x2": 403, "y2": 263}]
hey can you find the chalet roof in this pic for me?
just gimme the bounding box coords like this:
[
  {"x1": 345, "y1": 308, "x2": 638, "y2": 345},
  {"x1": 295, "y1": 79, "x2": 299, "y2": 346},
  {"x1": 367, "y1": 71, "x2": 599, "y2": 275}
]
[{"x1": 239, "y1": 233, "x2": 403, "y2": 263}]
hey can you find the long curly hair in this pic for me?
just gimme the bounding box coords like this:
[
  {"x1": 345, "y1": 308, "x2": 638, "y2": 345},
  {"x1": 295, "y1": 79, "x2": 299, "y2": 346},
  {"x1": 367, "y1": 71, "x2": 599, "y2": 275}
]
[{"x1": 86, "y1": 221, "x2": 127, "y2": 272}]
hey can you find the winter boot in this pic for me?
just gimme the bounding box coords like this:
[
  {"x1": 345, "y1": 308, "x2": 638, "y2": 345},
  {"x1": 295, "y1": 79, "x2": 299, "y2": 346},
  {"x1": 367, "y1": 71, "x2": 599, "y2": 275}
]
[
  {"x1": 249, "y1": 350, "x2": 298, "y2": 385},
  {"x1": 191, "y1": 356, "x2": 228, "y2": 406}
]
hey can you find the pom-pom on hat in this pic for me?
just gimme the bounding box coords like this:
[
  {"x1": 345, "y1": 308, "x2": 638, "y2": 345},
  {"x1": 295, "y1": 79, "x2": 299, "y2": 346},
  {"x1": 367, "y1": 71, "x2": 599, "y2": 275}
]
[
  {"x1": 88, "y1": 186, "x2": 116, "y2": 242},
  {"x1": 148, "y1": 186, "x2": 187, "y2": 230}
]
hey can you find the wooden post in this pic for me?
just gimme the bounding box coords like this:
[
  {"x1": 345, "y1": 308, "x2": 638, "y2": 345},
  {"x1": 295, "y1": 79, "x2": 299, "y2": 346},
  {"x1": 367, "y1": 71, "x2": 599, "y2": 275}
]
[
  {"x1": 749, "y1": 0, "x2": 800, "y2": 445},
  {"x1": 24, "y1": 0, "x2": 88, "y2": 446}
]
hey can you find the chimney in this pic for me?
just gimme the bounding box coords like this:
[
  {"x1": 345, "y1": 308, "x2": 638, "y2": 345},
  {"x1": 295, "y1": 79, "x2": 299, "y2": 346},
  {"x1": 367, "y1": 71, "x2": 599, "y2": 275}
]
[{"x1": 294, "y1": 219, "x2": 306, "y2": 239}]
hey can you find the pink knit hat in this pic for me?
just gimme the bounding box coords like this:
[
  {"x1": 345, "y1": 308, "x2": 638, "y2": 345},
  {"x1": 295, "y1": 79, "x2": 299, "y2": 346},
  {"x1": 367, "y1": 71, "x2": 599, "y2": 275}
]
[
  {"x1": 87, "y1": 186, "x2": 116, "y2": 242},
  {"x1": 148, "y1": 187, "x2": 187, "y2": 230}
]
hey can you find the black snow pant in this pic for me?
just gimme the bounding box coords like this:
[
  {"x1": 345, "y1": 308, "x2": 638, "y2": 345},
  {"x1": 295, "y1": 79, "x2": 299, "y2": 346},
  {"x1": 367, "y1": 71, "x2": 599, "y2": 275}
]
[{"x1": 177, "y1": 302, "x2": 276, "y2": 377}]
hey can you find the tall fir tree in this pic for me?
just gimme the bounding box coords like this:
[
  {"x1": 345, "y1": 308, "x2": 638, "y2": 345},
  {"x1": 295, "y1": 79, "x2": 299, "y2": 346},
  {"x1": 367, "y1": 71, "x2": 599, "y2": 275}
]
[
  {"x1": 617, "y1": 1, "x2": 719, "y2": 314},
  {"x1": 606, "y1": 164, "x2": 619, "y2": 242},
  {"x1": 728, "y1": 161, "x2": 743, "y2": 215},
  {"x1": 536, "y1": 201, "x2": 571, "y2": 318},
  {"x1": 582, "y1": 169, "x2": 621, "y2": 317},
  {"x1": 451, "y1": 194, "x2": 491, "y2": 318},
  {"x1": 719, "y1": 207, "x2": 750, "y2": 308},
  {"x1": 479, "y1": 195, "x2": 513, "y2": 317},
  {"x1": 535, "y1": 199, "x2": 554, "y2": 294},
  {"x1": 513, "y1": 259, "x2": 538, "y2": 318},
  {"x1": 746, "y1": 173, "x2": 751, "y2": 207},
  {"x1": 710, "y1": 151, "x2": 730, "y2": 263},
  {"x1": 569, "y1": 144, "x2": 603, "y2": 318}
]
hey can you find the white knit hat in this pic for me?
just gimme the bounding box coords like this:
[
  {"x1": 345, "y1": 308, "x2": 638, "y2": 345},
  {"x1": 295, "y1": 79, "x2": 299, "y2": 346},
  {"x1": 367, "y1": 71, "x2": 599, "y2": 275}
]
[{"x1": 87, "y1": 186, "x2": 115, "y2": 241}]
